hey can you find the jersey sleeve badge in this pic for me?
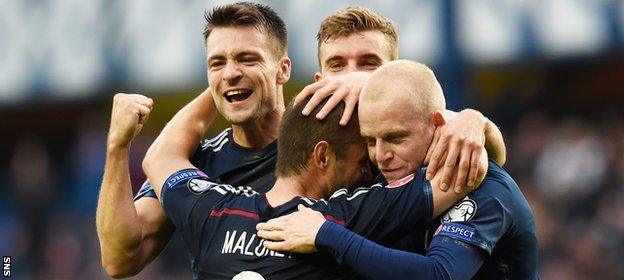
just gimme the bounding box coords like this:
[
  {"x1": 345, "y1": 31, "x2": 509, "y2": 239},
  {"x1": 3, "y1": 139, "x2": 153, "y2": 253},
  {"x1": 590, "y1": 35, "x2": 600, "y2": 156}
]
[
  {"x1": 187, "y1": 178, "x2": 219, "y2": 194},
  {"x1": 441, "y1": 197, "x2": 477, "y2": 223}
]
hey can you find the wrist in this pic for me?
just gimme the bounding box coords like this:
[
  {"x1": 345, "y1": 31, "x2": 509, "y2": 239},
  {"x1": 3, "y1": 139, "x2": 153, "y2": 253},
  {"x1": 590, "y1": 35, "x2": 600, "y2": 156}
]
[{"x1": 107, "y1": 141, "x2": 131, "y2": 152}]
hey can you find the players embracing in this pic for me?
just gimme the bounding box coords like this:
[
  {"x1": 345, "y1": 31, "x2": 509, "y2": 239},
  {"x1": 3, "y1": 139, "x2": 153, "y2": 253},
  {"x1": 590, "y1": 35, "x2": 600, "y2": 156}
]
[{"x1": 96, "y1": 2, "x2": 536, "y2": 279}]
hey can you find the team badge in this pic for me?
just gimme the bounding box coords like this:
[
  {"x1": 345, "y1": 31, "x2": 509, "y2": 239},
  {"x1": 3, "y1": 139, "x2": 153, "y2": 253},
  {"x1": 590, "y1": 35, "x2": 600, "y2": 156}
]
[
  {"x1": 441, "y1": 197, "x2": 477, "y2": 222},
  {"x1": 187, "y1": 178, "x2": 218, "y2": 194}
]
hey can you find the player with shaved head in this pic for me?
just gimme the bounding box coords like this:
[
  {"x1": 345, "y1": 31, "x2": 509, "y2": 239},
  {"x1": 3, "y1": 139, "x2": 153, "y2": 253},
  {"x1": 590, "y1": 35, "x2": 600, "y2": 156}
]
[
  {"x1": 258, "y1": 60, "x2": 538, "y2": 279},
  {"x1": 97, "y1": 4, "x2": 509, "y2": 278}
]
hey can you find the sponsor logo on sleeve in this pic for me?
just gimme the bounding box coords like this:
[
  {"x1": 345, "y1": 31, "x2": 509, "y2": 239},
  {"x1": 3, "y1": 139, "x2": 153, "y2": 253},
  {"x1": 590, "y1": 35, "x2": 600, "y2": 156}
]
[
  {"x1": 441, "y1": 197, "x2": 477, "y2": 223},
  {"x1": 187, "y1": 178, "x2": 219, "y2": 194}
]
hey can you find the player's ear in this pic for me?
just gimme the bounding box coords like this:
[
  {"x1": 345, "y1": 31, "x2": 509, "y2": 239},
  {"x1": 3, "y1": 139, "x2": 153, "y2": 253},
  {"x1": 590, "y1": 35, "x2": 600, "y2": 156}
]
[
  {"x1": 312, "y1": 141, "x2": 332, "y2": 170},
  {"x1": 433, "y1": 110, "x2": 446, "y2": 127},
  {"x1": 277, "y1": 56, "x2": 291, "y2": 85},
  {"x1": 314, "y1": 72, "x2": 323, "y2": 82}
]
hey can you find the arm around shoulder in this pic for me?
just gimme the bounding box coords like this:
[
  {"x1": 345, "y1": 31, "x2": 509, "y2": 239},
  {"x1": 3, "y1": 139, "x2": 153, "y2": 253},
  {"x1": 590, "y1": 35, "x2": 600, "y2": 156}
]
[{"x1": 143, "y1": 89, "x2": 217, "y2": 197}]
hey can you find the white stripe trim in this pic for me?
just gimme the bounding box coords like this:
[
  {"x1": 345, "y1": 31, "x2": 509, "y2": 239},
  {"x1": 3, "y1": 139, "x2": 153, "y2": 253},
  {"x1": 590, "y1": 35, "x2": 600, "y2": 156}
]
[
  {"x1": 300, "y1": 197, "x2": 316, "y2": 206},
  {"x1": 201, "y1": 128, "x2": 231, "y2": 150},
  {"x1": 327, "y1": 183, "x2": 385, "y2": 201},
  {"x1": 207, "y1": 128, "x2": 230, "y2": 144},
  {"x1": 212, "y1": 137, "x2": 229, "y2": 152}
]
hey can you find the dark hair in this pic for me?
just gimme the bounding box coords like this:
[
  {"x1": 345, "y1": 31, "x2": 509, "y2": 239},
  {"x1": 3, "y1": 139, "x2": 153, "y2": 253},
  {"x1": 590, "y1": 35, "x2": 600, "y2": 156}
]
[
  {"x1": 203, "y1": 2, "x2": 288, "y2": 57},
  {"x1": 276, "y1": 97, "x2": 362, "y2": 177}
]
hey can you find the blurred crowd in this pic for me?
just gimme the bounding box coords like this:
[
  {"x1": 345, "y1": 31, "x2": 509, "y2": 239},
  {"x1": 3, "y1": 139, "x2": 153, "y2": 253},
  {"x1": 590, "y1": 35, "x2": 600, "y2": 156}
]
[{"x1": 1, "y1": 108, "x2": 623, "y2": 279}]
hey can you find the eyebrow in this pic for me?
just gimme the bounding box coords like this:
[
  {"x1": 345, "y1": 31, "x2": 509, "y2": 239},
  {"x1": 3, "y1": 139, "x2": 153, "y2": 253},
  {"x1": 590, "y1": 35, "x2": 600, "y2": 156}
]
[
  {"x1": 207, "y1": 54, "x2": 225, "y2": 62},
  {"x1": 235, "y1": 51, "x2": 261, "y2": 58},
  {"x1": 323, "y1": 55, "x2": 345, "y2": 65},
  {"x1": 361, "y1": 129, "x2": 409, "y2": 140},
  {"x1": 208, "y1": 50, "x2": 262, "y2": 61},
  {"x1": 359, "y1": 53, "x2": 383, "y2": 61}
]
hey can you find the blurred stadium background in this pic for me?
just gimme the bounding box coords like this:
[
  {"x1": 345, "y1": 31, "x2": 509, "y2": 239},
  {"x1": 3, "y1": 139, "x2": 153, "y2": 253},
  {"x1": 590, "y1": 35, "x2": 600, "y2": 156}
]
[{"x1": 1, "y1": 0, "x2": 624, "y2": 279}]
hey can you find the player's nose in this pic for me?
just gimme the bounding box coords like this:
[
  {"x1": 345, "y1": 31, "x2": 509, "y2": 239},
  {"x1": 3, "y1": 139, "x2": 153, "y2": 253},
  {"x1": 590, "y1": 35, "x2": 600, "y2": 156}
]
[
  {"x1": 222, "y1": 62, "x2": 243, "y2": 82},
  {"x1": 374, "y1": 143, "x2": 392, "y2": 163}
]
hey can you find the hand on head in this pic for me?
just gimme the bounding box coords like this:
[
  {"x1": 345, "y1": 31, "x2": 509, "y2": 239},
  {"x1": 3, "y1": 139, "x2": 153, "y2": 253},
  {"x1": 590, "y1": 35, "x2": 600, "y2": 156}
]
[
  {"x1": 295, "y1": 72, "x2": 371, "y2": 126},
  {"x1": 424, "y1": 109, "x2": 489, "y2": 193}
]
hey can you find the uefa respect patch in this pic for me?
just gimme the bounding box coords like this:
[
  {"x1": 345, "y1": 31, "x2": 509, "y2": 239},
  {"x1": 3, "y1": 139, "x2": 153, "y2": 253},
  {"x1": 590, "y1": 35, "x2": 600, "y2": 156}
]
[
  {"x1": 441, "y1": 197, "x2": 477, "y2": 223},
  {"x1": 434, "y1": 222, "x2": 479, "y2": 245},
  {"x1": 165, "y1": 169, "x2": 208, "y2": 189}
]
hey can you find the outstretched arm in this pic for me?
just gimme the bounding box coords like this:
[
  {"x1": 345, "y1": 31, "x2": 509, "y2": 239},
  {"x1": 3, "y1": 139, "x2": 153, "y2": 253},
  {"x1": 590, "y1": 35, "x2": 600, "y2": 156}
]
[
  {"x1": 143, "y1": 89, "x2": 217, "y2": 197},
  {"x1": 316, "y1": 221, "x2": 484, "y2": 279},
  {"x1": 258, "y1": 205, "x2": 484, "y2": 280}
]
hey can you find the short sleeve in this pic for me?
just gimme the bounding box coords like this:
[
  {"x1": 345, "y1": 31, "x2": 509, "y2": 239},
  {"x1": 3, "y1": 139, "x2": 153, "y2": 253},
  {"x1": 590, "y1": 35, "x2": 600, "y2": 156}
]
[
  {"x1": 133, "y1": 180, "x2": 157, "y2": 201},
  {"x1": 189, "y1": 141, "x2": 206, "y2": 167},
  {"x1": 432, "y1": 180, "x2": 513, "y2": 255},
  {"x1": 135, "y1": 141, "x2": 203, "y2": 202},
  {"x1": 160, "y1": 168, "x2": 223, "y2": 229}
]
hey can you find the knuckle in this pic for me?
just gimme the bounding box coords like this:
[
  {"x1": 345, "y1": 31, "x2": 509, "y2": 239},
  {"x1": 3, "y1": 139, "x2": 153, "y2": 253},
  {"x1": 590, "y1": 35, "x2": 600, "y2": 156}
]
[
  {"x1": 440, "y1": 133, "x2": 451, "y2": 142},
  {"x1": 113, "y1": 94, "x2": 124, "y2": 103},
  {"x1": 431, "y1": 153, "x2": 440, "y2": 161}
]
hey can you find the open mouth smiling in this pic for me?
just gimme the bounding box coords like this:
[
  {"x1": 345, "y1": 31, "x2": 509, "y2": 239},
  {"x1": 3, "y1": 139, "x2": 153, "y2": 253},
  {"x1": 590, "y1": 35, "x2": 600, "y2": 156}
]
[{"x1": 224, "y1": 89, "x2": 253, "y2": 103}]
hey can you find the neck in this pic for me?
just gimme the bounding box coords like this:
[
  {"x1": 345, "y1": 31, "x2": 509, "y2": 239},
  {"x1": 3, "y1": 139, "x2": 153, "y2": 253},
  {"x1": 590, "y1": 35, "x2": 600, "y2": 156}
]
[
  {"x1": 231, "y1": 108, "x2": 283, "y2": 149},
  {"x1": 266, "y1": 173, "x2": 327, "y2": 207}
]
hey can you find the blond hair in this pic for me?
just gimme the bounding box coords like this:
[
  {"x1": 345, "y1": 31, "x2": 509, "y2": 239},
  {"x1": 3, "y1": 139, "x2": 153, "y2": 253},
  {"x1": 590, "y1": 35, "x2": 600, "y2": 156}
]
[{"x1": 317, "y1": 6, "x2": 398, "y2": 63}]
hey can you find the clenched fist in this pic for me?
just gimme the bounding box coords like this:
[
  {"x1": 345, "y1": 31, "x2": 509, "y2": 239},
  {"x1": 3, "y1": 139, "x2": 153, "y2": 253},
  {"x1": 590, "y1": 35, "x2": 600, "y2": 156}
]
[{"x1": 107, "y1": 93, "x2": 154, "y2": 149}]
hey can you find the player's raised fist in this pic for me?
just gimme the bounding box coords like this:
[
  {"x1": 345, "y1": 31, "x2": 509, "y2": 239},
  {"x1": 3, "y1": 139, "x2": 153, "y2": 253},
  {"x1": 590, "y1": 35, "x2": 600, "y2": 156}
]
[{"x1": 107, "y1": 93, "x2": 154, "y2": 149}]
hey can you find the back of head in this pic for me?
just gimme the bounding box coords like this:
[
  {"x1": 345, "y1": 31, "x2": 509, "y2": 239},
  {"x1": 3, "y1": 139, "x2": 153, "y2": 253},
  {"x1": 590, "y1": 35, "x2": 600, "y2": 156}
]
[
  {"x1": 276, "y1": 97, "x2": 362, "y2": 177},
  {"x1": 203, "y1": 2, "x2": 288, "y2": 57},
  {"x1": 361, "y1": 60, "x2": 445, "y2": 122},
  {"x1": 317, "y1": 6, "x2": 398, "y2": 62}
]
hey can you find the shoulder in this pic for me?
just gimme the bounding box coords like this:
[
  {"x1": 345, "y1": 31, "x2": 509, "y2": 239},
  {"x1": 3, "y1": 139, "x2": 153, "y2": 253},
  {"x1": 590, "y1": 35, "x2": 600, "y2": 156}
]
[
  {"x1": 161, "y1": 169, "x2": 259, "y2": 202},
  {"x1": 470, "y1": 161, "x2": 524, "y2": 211},
  {"x1": 443, "y1": 161, "x2": 530, "y2": 229}
]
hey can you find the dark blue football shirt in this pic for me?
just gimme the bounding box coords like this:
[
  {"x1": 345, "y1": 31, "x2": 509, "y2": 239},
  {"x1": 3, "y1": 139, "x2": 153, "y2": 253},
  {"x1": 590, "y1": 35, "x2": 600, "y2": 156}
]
[
  {"x1": 160, "y1": 166, "x2": 434, "y2": 279},
  {"x1": 313, "y1": 161, "x2": 538, "y2": 279},
  {"x1": 134, "y1": 128, "x2": 277, "y2": 200},
  {"x1": 432, "y1": 160, "x2": 538, "y2": 279}
]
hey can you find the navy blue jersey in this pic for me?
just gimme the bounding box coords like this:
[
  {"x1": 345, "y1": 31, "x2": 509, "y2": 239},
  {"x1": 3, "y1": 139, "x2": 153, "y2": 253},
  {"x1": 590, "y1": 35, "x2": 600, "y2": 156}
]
[
  {"x1": 134, "y1": 128, "x2": 277, "y2": 200},
  {"x1": 161, "y1": 167, "x2": 433, "y2": 280},
  {"x1": 312, "y1": 161, "x2": 538, "y2": 280},
  {"x1": 431, "y1": 161, "x2": 538, "y2": 279}
]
